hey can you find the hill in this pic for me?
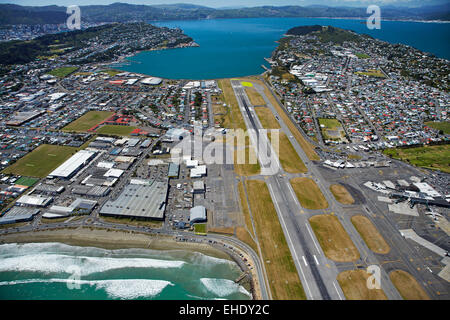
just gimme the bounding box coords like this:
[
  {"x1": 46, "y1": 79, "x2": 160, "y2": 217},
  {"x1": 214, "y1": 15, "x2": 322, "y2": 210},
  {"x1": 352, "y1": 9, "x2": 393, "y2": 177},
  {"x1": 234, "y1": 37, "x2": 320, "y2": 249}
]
[{"x1": 0, "y1": 3, "x2": 448, "y2": 25}]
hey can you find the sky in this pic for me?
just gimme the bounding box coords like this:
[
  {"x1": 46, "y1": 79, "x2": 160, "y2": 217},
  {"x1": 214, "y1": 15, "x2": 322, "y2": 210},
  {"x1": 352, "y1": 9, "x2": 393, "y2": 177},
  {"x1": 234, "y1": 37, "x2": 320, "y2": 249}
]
[{"x1": 0, "y1": 0, "x2": 448, "y2": 8}]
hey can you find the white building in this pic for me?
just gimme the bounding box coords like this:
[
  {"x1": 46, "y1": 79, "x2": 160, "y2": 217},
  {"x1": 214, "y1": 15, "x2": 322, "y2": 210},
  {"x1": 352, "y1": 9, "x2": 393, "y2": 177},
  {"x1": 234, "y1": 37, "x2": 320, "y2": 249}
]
[{"x1": 48, "y1": 150, "x2": 96, "y2": 179}]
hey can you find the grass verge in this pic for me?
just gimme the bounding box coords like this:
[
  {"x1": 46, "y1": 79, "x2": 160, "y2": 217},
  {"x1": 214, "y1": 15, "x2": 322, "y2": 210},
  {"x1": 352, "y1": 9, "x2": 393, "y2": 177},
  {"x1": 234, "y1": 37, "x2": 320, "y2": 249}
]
[
  {"x1": 309, "y1": 215, "x2": 359, "y2": 262},
  {"x1": 330, "y1": 184, "x2": 354, "y2": 205},
  {"x1": 245, "y1": 86, "x2": 266, "y2": 106},
  {"x1": 254, "y1": 107, "x2": 281, "y2": 129},
  {"x1": 246, "y1": 180, "x2": 306, "y2": 300},
  {"x1": 337, "y1": 269, "x2": 388, "y2": 300},
  {"x1": 389, "y1": 270, "x2": 430, "y2": 300},
  {"x1": 291, "y1": 177, "x2": 328, "y2": 209},
  {"x1": 383, "y1": 144, "x2": 450, "y2": 174},
  {"x1": 255, "y1": 78, "x2": 319, "y2": 161},
  {"x1": 99, "y1": 216, "x2": 163, "y2": 229},
  {"x1": 269, "y1": 131, "x2": 307, "y2": 173},
  {"x1": 351, "y1": 215, "x2": 390, "y2": 254}
]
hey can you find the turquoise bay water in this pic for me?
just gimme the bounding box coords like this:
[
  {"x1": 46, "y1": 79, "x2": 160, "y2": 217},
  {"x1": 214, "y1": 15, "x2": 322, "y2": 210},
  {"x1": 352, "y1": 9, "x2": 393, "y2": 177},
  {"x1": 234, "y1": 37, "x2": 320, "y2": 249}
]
[
  {"x1": 111, "y1": 17, "x2": 450, "y2": 80},
  {"x1": 0, "y1": 242, "x2": 251, "y2": 300}
]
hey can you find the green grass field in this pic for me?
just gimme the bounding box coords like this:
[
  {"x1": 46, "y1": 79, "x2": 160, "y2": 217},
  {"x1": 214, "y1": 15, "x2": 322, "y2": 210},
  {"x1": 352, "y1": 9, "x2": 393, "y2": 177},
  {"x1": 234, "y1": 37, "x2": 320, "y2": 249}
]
[
  {"x1": 355, "y1": 52, "x2": 370, "y2": 59},
  {"x1": 383, "y1": 144, "x2": 450, "y2": 173},
  {"x1": 62, "y1": 111, "x2": 114, "y2": 132},
  {"x1": 97, "y1": 69, "x2": 122, "y2": 77},
  {"x1": 290, "y1": 177, "x2": 328, "y2": 210},
  {"x1": 318, "y1": 118, "x2": 341, "y2": 130},
  {"x1": 14, "y1": 177, "x2": 39, "y2": 187},
  {"x1": 425, "y1": 121, "x2": 450, "y2": 135},
  {"x1": 355, "y1": 69, "x2": 385, "y2": 78},
  {"x1": 269, "y1": 131, "x2": 307, "y2": 173},
  {"x1": 47, "y1": 66, "x2": 79, "y2": 78},
  {"x1": 2, "y1": 144, "x2": 79, "y2": 178},
  {"x1": 96, "y1": 125, "x2": 138, "y2": 136},
  {"x1": 194, "y1": 223, "x2": 207, "y2": 234}
]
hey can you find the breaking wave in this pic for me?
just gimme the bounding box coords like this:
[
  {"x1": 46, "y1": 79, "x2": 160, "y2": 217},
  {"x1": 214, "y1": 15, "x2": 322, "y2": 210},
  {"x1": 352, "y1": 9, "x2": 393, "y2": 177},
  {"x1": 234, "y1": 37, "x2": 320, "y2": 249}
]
[
  {"x1": 0, "y1": 254, "x2": 185, "y2": 275},
  {"x1": 200, "y1": 278, "x2": 251, "y2": 298},
  {"x1": 0, "y1": 279, "x2": 172, "y2": 299}
]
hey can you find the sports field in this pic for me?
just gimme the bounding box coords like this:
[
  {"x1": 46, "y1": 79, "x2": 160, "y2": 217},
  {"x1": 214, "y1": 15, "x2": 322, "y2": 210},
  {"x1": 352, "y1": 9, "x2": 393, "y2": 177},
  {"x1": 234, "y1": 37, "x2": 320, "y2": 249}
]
[
  {"x1": 425, "y1": 121, "x2": 450, "y2": 135},
  {"x1": 2, "y1": 144, "x2": 79, "y2": 178},
  {"x1": 47, "y1": 66, "x2": 79, "y2": 78},
  {"x1": 337, "y1": 270, "x2": 388, "y2": 300},
  {"x1": 383, "y1": 144, "x2": 450, "y2": 173},
  {"x1": 290, "y1": 177, "x2": 328, "y2": 209},
  {"x1": 355, "y1": 69, "x2": 386, "y2": 78},
  {"x1": 319, "y1": 118, "x2": 346, "y2": 142},
  {"x1": 14, "y1": 177, "x2": 39, "y2": 187},
  {"x1": 62, "y1": 111, "x2": 114, "y2": 132},
  {"x1": 309, "y1": 215, "x2": 360, "y2": 262},
  {"x1": 245, "y1": 180, "x2": 306, "y2": 300},
  {"x1": 389, "y1": 270, "x2": 430, "y2": 300},
  {"x1": 330, "y1": 184, "x2": 354, "y2": 205},
  {"x1": 351, "y1": 215, "x2": 390, "y2": 254},
  {"x1": 96, "y1": 125, "x2": 138, "y2": 136}
]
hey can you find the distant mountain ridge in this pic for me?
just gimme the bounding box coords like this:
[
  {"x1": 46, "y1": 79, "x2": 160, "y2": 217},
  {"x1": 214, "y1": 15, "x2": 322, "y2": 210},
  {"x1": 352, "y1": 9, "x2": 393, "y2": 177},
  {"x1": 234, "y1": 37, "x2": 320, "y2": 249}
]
[{"x1": 0, "y1": 2, "x2": 448, "y2": 25}]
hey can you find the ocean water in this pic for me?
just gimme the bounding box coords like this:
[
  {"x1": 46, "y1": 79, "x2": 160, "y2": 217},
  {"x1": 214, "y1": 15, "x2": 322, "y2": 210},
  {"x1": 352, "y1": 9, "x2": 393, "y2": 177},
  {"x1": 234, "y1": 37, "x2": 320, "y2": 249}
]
[
  {"x1": 0, "y1": 242, "x2": 251, "y2": 300},
  {"x1": 110, "y1": 17, "x2": 450, "y2": 80}
]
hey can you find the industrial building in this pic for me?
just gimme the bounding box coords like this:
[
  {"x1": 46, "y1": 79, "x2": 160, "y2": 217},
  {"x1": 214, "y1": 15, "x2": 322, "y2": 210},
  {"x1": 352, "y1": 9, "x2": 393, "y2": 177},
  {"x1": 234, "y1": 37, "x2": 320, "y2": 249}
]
[
  {"x1": 165, "y1": 128, "x2": 189, "y2": 141},
  {"x1": 168, "y1": 163, "x2": 180, "y2": 178},
  {"x1": 16, "y1": 194, "x2": 52, "y2": 207},
  {"x1": 33, "y1": 183, "x2": 65, "y2": 195},
  {"x1": 99, "y1": 179, "x2": 168, "y2": 220},
  {"x1": 190, "y1": 165, "x2": 207, "y2": 178},
  {"x1": 6, "y1": 110, "x2": 45, "y2": 126},
  {"x1": 45, "y1": 198, "x2": 97, "y2": 218},
  {"x1": 190, "y1": 206, "x2": 206, "y2": 225},
  {"x1": 0, "y1": 207, "x2": 40, "y2": 225},
  {"x1": 48, "y1": 149, "x2": 96, "y2": 179},
  {"x1": 193, "y1": 181, "x2": 205, "y2": 194}
]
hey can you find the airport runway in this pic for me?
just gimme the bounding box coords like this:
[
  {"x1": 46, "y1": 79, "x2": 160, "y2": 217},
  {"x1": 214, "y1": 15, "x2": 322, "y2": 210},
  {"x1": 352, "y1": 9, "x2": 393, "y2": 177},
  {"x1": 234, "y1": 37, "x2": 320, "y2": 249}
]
[{"x1": 231, "y1": 80, "x2": 345, "y2": 300}]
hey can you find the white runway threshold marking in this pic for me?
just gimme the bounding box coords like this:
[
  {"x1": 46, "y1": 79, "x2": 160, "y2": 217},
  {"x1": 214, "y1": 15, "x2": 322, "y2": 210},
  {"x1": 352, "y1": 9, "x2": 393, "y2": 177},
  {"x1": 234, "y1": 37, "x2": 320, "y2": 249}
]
[{"x1": 267, "y1": 183, "x2": 313, "y2": 299}]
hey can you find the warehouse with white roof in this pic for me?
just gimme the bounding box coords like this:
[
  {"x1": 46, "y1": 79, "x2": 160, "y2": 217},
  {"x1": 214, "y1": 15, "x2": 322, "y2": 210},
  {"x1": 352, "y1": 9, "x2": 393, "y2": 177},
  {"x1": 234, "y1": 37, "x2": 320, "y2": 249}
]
[{"x1": 48, "y1": 150, "x2": 96, "y2": 179}]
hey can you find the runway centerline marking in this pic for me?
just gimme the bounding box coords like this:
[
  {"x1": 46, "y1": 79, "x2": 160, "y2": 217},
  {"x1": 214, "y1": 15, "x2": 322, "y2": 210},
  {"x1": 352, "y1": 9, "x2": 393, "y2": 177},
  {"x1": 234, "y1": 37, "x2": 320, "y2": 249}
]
[
  {"x1": 302, "y1": 256, "x2": 308, "y2": 266},
  {"x1": 313, "y1": 255, "x2": 319, "y2": 265},
  {"x1": 305, "y1": 222, "x2": 321, "y2": 254}
]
